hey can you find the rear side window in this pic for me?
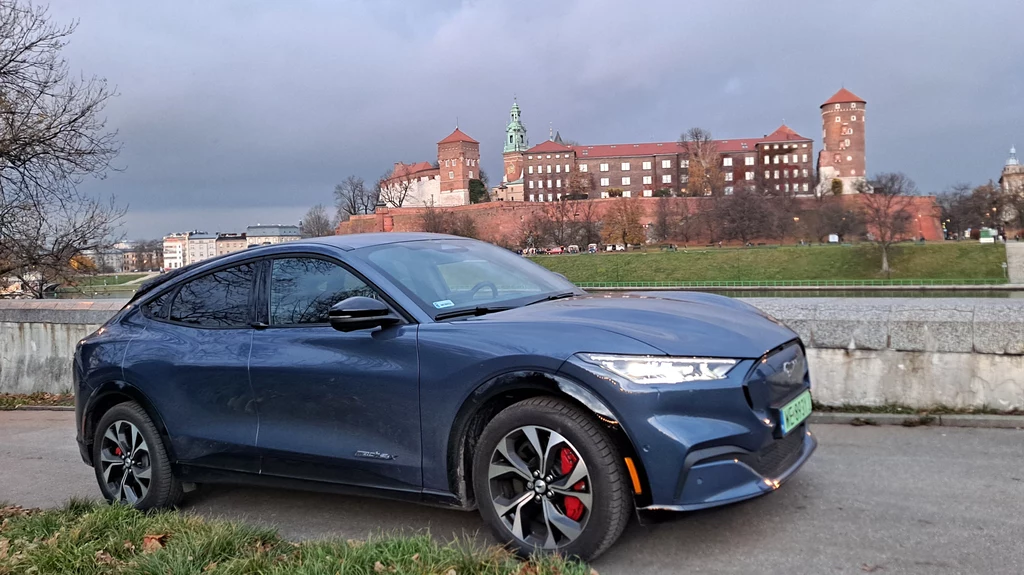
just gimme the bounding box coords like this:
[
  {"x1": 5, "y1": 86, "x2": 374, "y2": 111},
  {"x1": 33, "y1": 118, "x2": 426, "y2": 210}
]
[
  {"x1": 269, "y1": 257, "x2": 378, "y2": 325},
  {"x1": 169, "y1": 263, "x2": 255, "y2": 328},
  {"x1": 142, "y1": 292, "x2": 169, "y2": 319}
]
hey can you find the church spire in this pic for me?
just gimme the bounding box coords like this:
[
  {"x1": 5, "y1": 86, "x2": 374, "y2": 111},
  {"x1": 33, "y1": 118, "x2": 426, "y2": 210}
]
[
  {"x1": 1008, "y1": 145, "x2": 1019, "y2": 167},
  {"x1": 504, "y1": 99, "x2": 528, "y2": 153}
]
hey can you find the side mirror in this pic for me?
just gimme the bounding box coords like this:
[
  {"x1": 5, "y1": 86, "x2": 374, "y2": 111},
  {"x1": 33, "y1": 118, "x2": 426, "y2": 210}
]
[{"x1": 328, "y1": 296, "x2": 400, "y2": 332}]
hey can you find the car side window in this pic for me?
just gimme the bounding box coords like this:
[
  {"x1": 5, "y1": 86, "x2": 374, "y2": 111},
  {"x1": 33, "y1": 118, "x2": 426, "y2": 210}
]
[
  {"x1": 168, "y1": 263, "x2": 255, "y2": 328},
  {"x1": 270, "y1": 257, "x2": 378, "y2": 326},
  {"x1": 142, "y1": 291, "x2": 169, "y2": 319}
]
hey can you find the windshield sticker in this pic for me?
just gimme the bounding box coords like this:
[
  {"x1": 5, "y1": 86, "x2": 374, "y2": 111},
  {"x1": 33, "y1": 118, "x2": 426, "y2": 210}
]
[{"x1": 433, "y1": 299, "x2": 455, "y2": 309}]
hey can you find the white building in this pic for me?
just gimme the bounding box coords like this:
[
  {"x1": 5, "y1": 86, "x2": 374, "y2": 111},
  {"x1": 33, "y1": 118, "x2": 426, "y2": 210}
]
[
  {"x1": 162, "y1": 232, "x2": 189, "y2": 270},
  {"x1": 186, "y1": 232, "x2": 217, "y2": 264},
  {"x1": 80, "y1": 249, "x2": 124, "y2": 273},
  {"x1": 380, "y1": 162, "x2": 441, "y2": 207},
  {"x1": 246, "y1": 224, "x2": 300, "y2": 246}
]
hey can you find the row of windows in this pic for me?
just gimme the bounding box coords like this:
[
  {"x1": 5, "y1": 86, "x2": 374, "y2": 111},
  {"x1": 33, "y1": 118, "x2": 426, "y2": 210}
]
[
  {"x1": 527, "y1": 154, "x2": 571, "y2": 159},
  {"x1": 146, "y1": 257, "x2": 380, "y2": 328},
  {"x1": 835, "y1": 115, "x2": 859, "y2": 122},
  {"x1": 774, "y1": 183, "x2": 811, "y2": 192},
  {"x1": 527, "y1": 164, "x2": 571, "y2": 174},
  {"x1": 834, "y1": 103, "x2": 858, "y2": 109},
  {"x1": 766, "y1": 169, "x2": 810, "y2": 179},
  {"x1": 443, "y1": 158, "x2": 478, "y2": 167},
  {"x1": 528, "y1": 179, "x2": 563, "y2": 189},
  {"x1": 765, "y1": 154, "x2": 810, "y2": 165}
]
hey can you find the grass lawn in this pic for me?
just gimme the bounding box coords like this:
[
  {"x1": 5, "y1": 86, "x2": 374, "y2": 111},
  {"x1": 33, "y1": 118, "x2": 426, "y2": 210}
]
[
  {"x1": 532, "y1": 242, "x2": 1008, "y2": 284},
  {"x1": 0, "y1": 501, "x2": 589, "y2": 575},
  {"x1": 71, "y1": 274, "x2": 146, "y2": 287}
]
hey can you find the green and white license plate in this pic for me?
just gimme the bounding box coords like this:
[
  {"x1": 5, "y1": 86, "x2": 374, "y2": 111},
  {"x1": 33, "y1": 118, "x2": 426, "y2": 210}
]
[{"x1": 780, "y1": 390, "x2": 812, "y2": 435}]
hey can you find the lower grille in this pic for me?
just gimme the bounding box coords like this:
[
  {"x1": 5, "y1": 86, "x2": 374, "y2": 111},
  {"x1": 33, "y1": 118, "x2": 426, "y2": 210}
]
[{"x1": 737, "y1": 425, "x2": 805, "y2": 478}]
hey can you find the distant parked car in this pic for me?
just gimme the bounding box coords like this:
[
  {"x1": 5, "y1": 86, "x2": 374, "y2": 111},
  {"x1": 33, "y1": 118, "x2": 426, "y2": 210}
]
[
  {"x1": 548, "y1": 247, "x2": 564, "y2": 255},
  {"x1": 74, "y1": 233, "x2": 816, "y2": 560}
]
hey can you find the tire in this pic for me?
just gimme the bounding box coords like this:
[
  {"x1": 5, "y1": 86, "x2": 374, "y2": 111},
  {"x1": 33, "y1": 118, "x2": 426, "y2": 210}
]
[
  {"x1": 92, "y1": 401, "x2": 182, "y2": 510},
  {"x1": 472, "y1": 396, "x2": 632, "y2": 561}
]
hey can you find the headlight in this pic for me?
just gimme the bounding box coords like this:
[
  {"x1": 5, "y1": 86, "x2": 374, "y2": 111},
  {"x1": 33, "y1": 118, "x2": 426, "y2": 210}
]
[{"x1": 578, "y1": 353, "x2": 737, "y2": 384}]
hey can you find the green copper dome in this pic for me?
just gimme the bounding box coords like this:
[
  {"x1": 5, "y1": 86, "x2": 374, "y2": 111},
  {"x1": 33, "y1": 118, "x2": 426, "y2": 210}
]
[{"x1": 504, "y1": 100, "x2": 528, "y2": 153}]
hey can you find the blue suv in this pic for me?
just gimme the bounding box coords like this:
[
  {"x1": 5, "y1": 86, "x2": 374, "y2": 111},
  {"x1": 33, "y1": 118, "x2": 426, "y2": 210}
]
[{"x1": 74, "y1": 233, "x2": 815, "y2": 560}]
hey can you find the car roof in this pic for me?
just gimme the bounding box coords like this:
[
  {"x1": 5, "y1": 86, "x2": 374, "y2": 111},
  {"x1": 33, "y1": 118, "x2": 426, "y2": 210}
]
[{"x1": 298, "y1": 232, "x2": 468, "y2": 250}]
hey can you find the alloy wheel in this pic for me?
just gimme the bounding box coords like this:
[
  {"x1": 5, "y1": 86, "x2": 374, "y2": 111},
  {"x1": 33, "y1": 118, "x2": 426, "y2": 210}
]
[
  {"x1": 487, "y1": 425, "x2": 592, "y2": 549},
  {"x1": 98, "y1": 420, "x2": 152, "y2": 504}
]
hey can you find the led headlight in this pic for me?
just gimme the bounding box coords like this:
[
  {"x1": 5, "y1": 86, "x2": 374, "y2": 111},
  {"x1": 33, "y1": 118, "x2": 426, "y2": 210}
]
[{"x1": 578, "y1": 354, "x2": 737, "y2": 384}]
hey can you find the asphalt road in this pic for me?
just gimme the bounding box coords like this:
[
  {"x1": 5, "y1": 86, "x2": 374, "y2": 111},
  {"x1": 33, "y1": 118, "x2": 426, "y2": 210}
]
[{"x1": 2, "y1": 410, "x2": 1023, "y2": 575}]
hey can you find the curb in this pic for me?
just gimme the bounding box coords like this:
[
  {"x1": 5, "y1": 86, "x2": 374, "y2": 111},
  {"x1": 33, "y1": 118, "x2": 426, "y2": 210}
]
[
  {"x1": 13, "y1": 405, "x2": 74, "y2": 412},
  {"x1": 811, "y1": 412, "x2": 1024, "y2": 429}
]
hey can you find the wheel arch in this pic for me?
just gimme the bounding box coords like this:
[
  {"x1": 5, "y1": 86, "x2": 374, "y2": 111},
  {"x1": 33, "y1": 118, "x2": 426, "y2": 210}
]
[
  {"x1": 446, "y1": 370, "x2": 651, "y2": 509},
  {"x1": 81, "y1": 381, "x2": 174, "y2": 465}
]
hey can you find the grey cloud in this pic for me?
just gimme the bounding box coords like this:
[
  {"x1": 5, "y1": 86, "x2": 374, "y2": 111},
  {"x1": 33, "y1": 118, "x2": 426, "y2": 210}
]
[{"x1": 43, "y1": 0, "x2": 1024, "y2": 238}]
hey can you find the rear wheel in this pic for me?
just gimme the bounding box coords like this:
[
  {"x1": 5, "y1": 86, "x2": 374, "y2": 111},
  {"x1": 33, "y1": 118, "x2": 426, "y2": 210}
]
[
  {"x1": 92, "y1": 402, "x2": 182, "y2": 510},
  {"x1": 472, "y1": 396, "x2": 632, "y2": 561}
]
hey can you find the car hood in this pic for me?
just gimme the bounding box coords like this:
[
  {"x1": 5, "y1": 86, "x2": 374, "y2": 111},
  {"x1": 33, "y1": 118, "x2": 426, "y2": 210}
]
[{"x1": 471, "y1": 292, "x2": 797, "y2": 359}]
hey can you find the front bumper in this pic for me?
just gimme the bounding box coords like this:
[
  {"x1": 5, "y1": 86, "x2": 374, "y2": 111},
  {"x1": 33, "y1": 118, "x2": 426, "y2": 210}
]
[{"x1": 561, "y1": 339, "x2": 815, "y2": 510}]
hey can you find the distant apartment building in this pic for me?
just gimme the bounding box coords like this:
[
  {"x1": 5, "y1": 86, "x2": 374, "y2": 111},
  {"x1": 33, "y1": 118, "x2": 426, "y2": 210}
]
[
  {"x1": 162, "y1": 233, "x2": 188, "y2": 270},
  {"x1": 186, "y1": 232, "x2": 217, "y2": 264},
  {"x1": 80, "y1": 248, "x2": 124, "y2": 273},
  {"x1": 122, "y1": 246, "x2": 163, "y2": 271},
  {"x1": 216, "y1": 233, "x2": 247, "y2": 256},
  {"x1": 246, "y1": 224, "x2": 301, "y2": 246}
]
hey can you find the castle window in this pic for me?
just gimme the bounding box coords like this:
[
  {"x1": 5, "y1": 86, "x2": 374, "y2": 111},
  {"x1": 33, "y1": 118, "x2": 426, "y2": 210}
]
[
  {"x1": 546, "y1": 155, "x2": 551, "y2": 159},
  {"x1": 782, "y1": 155, "x2": 789, "y2": 163},
  {"x1": 802, "y1": 143, "x2": 808, "y2": 148},
  {"x1": 565, "y1": 164, "x2": 570, "y2": 172},
  {"x1": 662, "y1": 174, "x2": 672, "y2": 184},
  {"x1": 642, "y1": 161, "x2": 652, "y2": 170},
  {"x1": 547, "y1": 179, "x2": 552, "y2": 188},
  {"x1": 774, "y1": 170, "x2": 780, "y2": 179},
  {"x1": 555, "y1": 154, "x2": 560, "y2": 159},
  {"x1": 681, "y1": 160, "x2": 689, "y2": 168},
  {"x1": 528, "y1": 155, "x2": 533, "y2": 159},
  {"x1": 850, "y1": 170, "x2": 856, "y2": 176},
  {"x1": 803, "y1": 183, "x2": 809, "y2": 192},
  {"x1": 599, "y1": 177, "x2": 611, "y2": 186},
  {"x1": 556, "y1": 164, "x2": 561, "y2": 173},
  {"x1": 746, "y1": 171, "x2": 754, "y2": 180},
  {"x1": 725, "y1": 186, "x2": 734, "y2": 195},
  {"x1": 528, "y1": 166, "x2": 533, "y2": 174},
  {"x1": 600, "y1": 163, "x2": 609, "y2": 172},
  {"x1": 723, "y1": 157, "x2": 732, "y2": 167},
  {"x1": 556, "y1": 179, "x2": 562, "y2": 187},
  {"x1": 529, "y1": 194, "x2": 535, "y2": 201},
  {"x1": 643, "y1": 190, "x2": 653, "y2": 197},
  {"x1": 784, "y1": 183, "x2": 790, "y2": 192},
  {"x1": 643, "y1": 175, "x2": 652, "y2": 185},
  {"x1": 622, "y1": 190, "x2": 631, "y2": 198},
  {"x1": 774, "y1": 156, "x2": 780, "y2": 164},
  {"x1": 773, "y1": 144, "x2": 779, "y2": 149},
  {"x1": 621, "y1": 162, "x2": 630, "y2": 170},
  {"x1": 802, "y1": 154, "x2": 808, "y2": 162},
  {"x1": 448, "y1": 171, "x2": 454, "y2": 179},
  {"x1": 851, "y1": 103, "x2": 857, "y2": 109},
  {"x1": 834, "y1": 104, "x2": 841, "y2": 110},
  {"x1": 529, "y1": 181, "x2": 534, "y2": 189},
  {"x1": 725, "y1": 172, "x2": 733, "y2": 181},
  {"x1": 546, "y1": 165, "x2": 552, "y2": 173},
  {"x1": 764, "y1": 156, "x2": 770, "y2": 164},
  {"x1": 510, "y1": 135, "x2": 513, "y2": 143},
  {"x1": 847, "y1": 156, "x2": 853, "y2": 161},
  {"x1": 662, "y1": 159, "x2": 671, "y2": 169},
  {"x1": 580, "y1": 164, "x2": 588, "y2": 172},
  {"x1": 803, "y1": 169, "x2": 809, "y2": 178},
  {"x1": 851, "y1": 115, "x2": 857, "y2": 121},
  {"x1": 783, "y1": 170, "x2": 789, "y2": 178},
  {"x1": 621, "y1": 176, "x2": 631, "y2": 185},
  {"x1": 469, "y1": 170, "x2": 473, "y2": 179},
  {"x1": 745, "y1": 156, "x2": 755, "y2": 166},
  {"x1": 835, "y1": 116, "x2": 841, "y2": 122},
  {"x1": 844, "y1": 139, "x2": 851, "y2": 147},
  {"x1": 765, "y1": 171, "x2": 771, "y2": 179}
]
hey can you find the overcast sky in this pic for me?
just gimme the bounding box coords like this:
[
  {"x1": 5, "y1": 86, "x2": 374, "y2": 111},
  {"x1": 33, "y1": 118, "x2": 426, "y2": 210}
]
[{"x1": 46, "y1": 0, "x2": 1024, "y2": 239}]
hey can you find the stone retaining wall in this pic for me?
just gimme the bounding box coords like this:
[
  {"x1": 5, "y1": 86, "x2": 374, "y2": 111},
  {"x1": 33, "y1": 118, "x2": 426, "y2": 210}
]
[{"x1": 2, "y1": 298, "x2": 1021, "y2": 411}]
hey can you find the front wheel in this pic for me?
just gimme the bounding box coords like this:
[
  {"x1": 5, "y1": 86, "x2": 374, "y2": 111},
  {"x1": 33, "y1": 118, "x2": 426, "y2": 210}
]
[
  {"x1": 92, "y1": 401, "x2": 182, "y2": 510},
  {"x1": 472, "y1": 396, "x2": 632, "y2": 561}
]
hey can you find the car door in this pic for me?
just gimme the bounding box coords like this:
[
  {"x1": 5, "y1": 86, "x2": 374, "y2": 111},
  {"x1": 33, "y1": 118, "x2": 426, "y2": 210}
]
[
  {"x1": 123, "y1": 261, "x2": 260, "y2": 473},
  {"x1": 248, "y1": 255, "x2": 421, "y2": 492}
]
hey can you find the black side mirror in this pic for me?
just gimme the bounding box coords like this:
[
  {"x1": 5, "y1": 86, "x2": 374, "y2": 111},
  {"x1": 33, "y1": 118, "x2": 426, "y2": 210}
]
[{"x1": 328, "y1": 296, "x2": 400, "y2": 332}]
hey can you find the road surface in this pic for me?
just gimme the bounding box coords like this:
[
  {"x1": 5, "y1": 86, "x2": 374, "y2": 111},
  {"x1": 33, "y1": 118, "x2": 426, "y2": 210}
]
[{"x1": 1, "y1": 410, "x2": 1022, "y2": 574}]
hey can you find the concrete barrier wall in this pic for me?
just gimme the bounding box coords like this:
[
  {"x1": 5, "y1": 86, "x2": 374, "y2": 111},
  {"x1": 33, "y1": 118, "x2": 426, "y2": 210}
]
[{"x1": 2, "y1": 298, "x2": 1022, "y2": 411}]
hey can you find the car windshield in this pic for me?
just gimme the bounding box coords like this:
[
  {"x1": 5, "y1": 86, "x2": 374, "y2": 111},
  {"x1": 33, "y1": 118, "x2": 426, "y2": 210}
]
[{"x1": 356, "y1": 238, "x2": 580, "y2": 319}]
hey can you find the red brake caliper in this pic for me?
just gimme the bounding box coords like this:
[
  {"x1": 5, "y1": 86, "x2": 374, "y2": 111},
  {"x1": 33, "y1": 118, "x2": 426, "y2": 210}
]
[{"x1": 559, "y1": 448, "x2": 586, "y2": 521}]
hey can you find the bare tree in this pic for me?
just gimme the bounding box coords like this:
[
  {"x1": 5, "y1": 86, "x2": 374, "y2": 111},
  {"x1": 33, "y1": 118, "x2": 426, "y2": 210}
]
[
  {"x1": 601, "y1": 196, "x2": 646, "y2": 248},
  {"x1": 334, "y1": 175, "x2": 376, "y2": 220},
  {"x1": 300, "y1": 204, "x2": 335, "y2": 237},
  {"x1": 378, "y1": 170, "x2": 413, "y2": 208},
  {"x1": 565, "y1": 169, "x2": 593, "y2": 199},
  {"x1": 679, "y1": 127, "x2": 721, "y2": 197},
  {"x1": 859, "y1": 172, "x2": 917, "y2": 275},
  {"x1": 419, "y1": 203, "x2": 477, "y2": 239},
  {"x1": 0, "y1": 1, "x2": 125, "y2": 297},
  {"x1": 717, "y1": 185, "x2": 774, "y2": 245}
]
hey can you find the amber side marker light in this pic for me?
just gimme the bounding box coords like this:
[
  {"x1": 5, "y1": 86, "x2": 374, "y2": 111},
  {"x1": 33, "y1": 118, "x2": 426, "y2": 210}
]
[{"x1": 624, "y1": 457, "x2": 642, "y2": 495}]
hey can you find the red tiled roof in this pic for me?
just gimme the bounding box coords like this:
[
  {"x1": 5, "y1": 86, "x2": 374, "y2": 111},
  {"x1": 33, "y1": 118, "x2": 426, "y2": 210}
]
[
  {"x1": 760, "y1": 124, "x2": 811, "y2": 143},
  {"x1": 391, "y1": 161, "x2": 437, "y2": 179},
  {"x1": 526, "y1": 140, "x2": 573, "y2": 153},
  {"x1": 821, "y1": 88, "x2": 866, "y2": 107},
  {"x1": 573, "y1": 138, "x2": 762, "y2": 158},
  {"x1": 438, "y1": 128, "x2": 479, "y2": 144}
]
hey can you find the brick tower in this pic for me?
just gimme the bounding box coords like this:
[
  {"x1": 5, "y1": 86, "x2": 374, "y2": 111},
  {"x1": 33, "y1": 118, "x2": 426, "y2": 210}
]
[
  {"x1": 436, "y1": 127, "x2": 480, "y2": 206},
  {"x1": 817, "y1": 88, "x2": 867, "y2": 195}
]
